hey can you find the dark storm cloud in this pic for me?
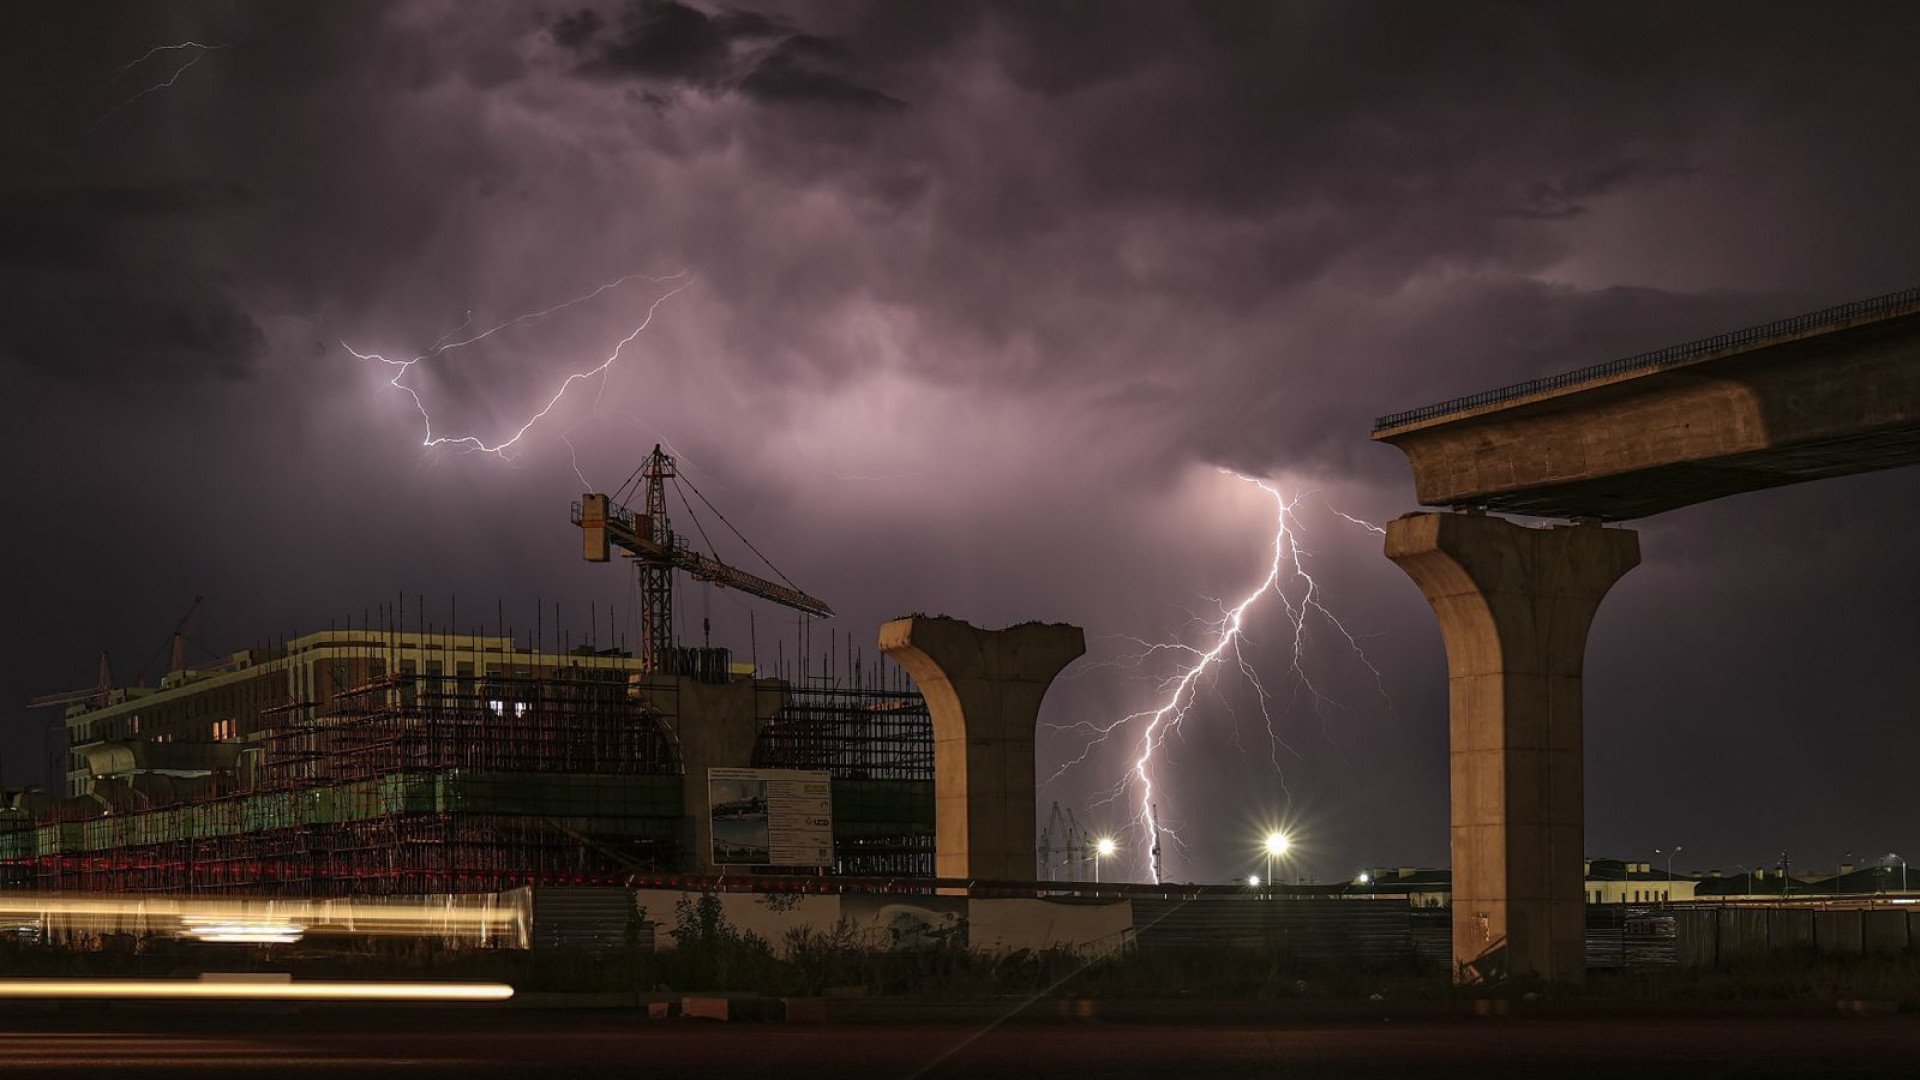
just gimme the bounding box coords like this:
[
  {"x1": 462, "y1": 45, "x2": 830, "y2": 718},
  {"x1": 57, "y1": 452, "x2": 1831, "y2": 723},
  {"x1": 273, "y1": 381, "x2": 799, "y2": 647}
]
[
  {"x1": 0, "y1": 181, "x2": 264, "y2": 382},
  {"x1": 5, "y1": 1, "x2": 1919, "y2": 880},
  {"x1": 555, "y1": 0, "x2": 902, "y2": 108},
  {"x1": 0, "y1": 268, "x2": 264, "y2": 383},
  {"x1": 737, "y1": 35, "x2": 904, "y2": 109},
  {"x1": 1506, "y1": 158, "x2": 1695, "y2": 221}
]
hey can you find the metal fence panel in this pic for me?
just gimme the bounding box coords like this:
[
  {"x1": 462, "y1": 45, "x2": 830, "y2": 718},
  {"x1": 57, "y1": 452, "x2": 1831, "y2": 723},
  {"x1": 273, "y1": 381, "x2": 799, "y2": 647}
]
[{"x1": 1814, "y1": 909, "x2": 1863, "y2": 956}]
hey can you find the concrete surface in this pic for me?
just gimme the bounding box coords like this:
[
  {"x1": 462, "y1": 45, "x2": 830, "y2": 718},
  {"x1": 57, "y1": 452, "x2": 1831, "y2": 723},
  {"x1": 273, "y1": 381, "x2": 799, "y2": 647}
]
[
  {"x1": 1374, "y1": 292, "x2": 1920, "y2": 519},
  {"x1": 1387, "y1": 512, "x2": 1640, "y2": 984},
  {"x1": 879, "y1": 617, "x2": 1085, "y2": 881},
  {"x1": 634, "y1": 674, "x2": 788, "y2": 872}
]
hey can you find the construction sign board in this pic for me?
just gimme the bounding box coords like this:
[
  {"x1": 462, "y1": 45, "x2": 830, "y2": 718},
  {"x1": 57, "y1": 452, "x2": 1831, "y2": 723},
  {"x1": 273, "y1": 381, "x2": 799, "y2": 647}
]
[{"x1": 708, "y1": 768, "x2": 833, "y2": 867}]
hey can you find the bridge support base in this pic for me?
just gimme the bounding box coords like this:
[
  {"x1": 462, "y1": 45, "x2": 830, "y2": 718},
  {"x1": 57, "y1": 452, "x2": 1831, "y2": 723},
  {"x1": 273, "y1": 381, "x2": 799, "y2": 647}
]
[
  {"x1": 880, "y1": 617, "x2": 1084, "y2": 882},
  {"x1": 1386, "y1": 512, "x2": 1639, "y2": 983}
]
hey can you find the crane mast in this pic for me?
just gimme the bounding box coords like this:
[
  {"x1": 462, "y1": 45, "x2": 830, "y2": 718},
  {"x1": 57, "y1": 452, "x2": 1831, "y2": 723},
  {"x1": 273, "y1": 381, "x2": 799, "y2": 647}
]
[
  {"x1": 574, "y1": 445, "x2": 833, "y2": 673},
  {"x1": 637, "y1": 449, "x2": 674, "y2": 676}
]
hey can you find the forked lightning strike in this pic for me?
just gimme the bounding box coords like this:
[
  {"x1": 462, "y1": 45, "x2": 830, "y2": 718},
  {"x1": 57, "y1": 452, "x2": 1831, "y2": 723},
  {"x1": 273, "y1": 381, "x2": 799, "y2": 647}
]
[
  {"x1": 94, "y1": 41, "x2": 228, "y2": 131},
  {"x1": 1053, "y1": 471, "x2": 1386, "y2": 883},
  {"x1": 341, "y1": 271, "x2": 691, "y2": 456}
]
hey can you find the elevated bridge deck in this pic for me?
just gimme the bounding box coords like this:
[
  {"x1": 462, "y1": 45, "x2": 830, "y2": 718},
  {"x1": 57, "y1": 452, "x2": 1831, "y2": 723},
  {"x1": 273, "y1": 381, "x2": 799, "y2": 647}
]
[{"x1": 1373, "y1": 286, "x2": 1920, "y2": 520}]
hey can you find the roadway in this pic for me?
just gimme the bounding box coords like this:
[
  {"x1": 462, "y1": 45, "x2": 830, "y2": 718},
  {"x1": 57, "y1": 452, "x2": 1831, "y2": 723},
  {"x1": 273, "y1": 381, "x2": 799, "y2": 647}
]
[{"x1": 0, "y1": 1007, "x2": 1915, "y2": 1078}]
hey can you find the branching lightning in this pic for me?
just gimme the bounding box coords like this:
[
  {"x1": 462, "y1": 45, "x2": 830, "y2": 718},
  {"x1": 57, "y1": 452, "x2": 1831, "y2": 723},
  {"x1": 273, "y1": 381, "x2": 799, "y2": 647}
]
[
  {"x1": 340, "y1": 271, "x2": 692, "y2": 457},
  {"x1": 94, "y1": 41, "x2": 228, "y2": 131},
  {"x1": 1050, "y1": 471, "x2": 1387, "y2": 884}
]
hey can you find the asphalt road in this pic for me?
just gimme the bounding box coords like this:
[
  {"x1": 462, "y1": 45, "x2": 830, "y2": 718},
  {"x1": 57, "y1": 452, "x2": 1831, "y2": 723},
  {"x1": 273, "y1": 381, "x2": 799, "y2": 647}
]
[{"x1": 0, "y1": 1009, "x2": 1915, "y2": 1079}]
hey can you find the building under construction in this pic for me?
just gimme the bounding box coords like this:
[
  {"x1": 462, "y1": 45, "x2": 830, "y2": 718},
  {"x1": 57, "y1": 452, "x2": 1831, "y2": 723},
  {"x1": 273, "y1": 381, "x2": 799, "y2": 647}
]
[
  {"x1": 6, "y1": 626, "x2": 937, "y2": 895},
  {"x1": 6, "y1": 446, "x2": 949, "y2": 895}
]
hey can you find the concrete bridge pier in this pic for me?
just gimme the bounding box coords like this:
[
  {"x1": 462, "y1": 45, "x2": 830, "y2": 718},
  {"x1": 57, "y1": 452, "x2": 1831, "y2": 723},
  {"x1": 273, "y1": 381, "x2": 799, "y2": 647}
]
[
  {"x1": 879, "y1": 617, "x2": 1085, "y2": 881},
  {"x1": 1386, "y1": 512, "x2": 1639, "y2": 983}
]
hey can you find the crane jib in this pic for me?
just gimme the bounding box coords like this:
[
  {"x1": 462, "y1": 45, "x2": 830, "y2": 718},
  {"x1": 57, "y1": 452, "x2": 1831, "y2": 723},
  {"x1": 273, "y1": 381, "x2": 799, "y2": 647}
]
[{"x1": 572, "y1": 445, "x2": 834, "y2": 670}]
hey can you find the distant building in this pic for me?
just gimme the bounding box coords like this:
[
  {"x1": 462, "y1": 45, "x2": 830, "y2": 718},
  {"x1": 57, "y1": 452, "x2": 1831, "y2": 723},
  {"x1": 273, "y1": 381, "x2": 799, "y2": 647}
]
[
  {"x1": 1693, "y1": 861, "x2": 1913, "y2": 899},
  {"x1": 1582, "y1": 858, "x2": 1700, "y2": 904},
  {"x1": 1354, "y1": 859, "x2": 1701, "y2": 907},
  {"x1": 51, "y1": 630, "x2": 659, "y2": 799}
]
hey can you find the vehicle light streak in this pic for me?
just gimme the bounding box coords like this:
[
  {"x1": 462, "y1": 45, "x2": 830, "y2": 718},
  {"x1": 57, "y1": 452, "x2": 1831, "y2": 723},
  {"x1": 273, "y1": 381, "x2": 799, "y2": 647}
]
[
  {"x1": 0, "y1": 892, "x2": 526, "y2": 946},
  {"x1": 0, "y1": 978, "x2": 513, "y2": 1001}
]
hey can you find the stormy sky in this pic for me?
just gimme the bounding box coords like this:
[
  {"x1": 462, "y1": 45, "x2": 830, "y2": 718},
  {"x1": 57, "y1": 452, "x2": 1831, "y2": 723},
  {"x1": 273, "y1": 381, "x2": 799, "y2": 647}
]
[{"x1": 6, "y1": 2, "x2": 1918, "y2": 884}]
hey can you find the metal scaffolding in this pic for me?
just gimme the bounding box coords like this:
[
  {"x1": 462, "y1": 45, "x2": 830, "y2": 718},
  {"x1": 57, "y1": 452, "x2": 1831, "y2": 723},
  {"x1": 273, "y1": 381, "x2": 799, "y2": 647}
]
[
  {"x1": 753, "y1": 684, "x2": 935, "y2": 877},
  {"x1": 753, "y1": 686, "x2": 932, "y2": 782},
  {"x1": 260, "y1": 670, "x2": 680, "y2": 787},
  {"x1": 12, "y1": 608, "x2": 949, "y2": 892},
  {"x1": 7, "y1": 670, "x2": 685, "y2": 895}
]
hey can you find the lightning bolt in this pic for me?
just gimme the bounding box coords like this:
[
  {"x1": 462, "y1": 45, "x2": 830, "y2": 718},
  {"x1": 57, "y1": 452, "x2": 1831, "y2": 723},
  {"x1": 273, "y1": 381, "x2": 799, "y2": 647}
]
[
  {"x1": 561, "y1": 426, "x2": 594, "y2": 490},
  {"x1": 340, "y1": 271, "x2": 691, "y2": 456},
  {"x1": 94, "y1": 41, "x2": 228, "y2": 131},
  {"x1": 1051, "y1": 471, "x2": 1387, "y2": 884}
]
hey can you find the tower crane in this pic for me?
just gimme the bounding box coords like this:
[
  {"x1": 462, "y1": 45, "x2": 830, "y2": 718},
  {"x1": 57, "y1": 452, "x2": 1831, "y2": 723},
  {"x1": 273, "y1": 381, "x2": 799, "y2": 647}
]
[{"x1": 573, "y1": 445, "x2": 833, "y2": 673}]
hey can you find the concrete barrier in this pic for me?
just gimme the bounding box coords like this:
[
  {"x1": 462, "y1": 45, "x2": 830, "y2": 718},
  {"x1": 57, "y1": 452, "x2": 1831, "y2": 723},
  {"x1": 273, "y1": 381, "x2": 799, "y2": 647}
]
[
  {"x1": 781, "y1": 997, "x2": 828, "y2": 1022},
  {"x1": 682, "y1": 995, "x2": 783, "y2": 1021}
]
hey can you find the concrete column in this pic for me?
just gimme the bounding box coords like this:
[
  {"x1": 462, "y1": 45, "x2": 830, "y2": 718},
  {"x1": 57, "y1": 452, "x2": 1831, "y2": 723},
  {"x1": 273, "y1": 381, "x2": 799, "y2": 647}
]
[
  {"x1": 1385, "y1": 512, "x2": 1639, "y2": 983},
  {"x1": 634, "y1": 674, "x2": 789, "y2": 873},
  {"x1": 879, "y1": 617, "x2": 1085, "y2": 881}
]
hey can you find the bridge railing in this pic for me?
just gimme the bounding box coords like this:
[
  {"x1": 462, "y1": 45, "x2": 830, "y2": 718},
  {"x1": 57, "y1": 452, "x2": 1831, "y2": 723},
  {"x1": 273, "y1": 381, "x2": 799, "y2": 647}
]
[{"x1": 1373, "y1": 284, "x2": 1920, "y2": 432}]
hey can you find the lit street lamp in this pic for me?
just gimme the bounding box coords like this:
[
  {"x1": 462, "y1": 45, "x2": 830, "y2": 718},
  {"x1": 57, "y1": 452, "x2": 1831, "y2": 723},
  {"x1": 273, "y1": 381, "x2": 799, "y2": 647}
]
[
  {"x1": 1892, "y1": 852, "x2": 1908, "y2": 894},
  {"x1": 1656, "y1": 845, "x2": 1682, "y2": 906},
  {"x1": 1094, "y1": 836, "x2": 1116, "y2": 884},
  {"x1": 1264, "y1": 831, "x2": 1290, "y2": 894}
]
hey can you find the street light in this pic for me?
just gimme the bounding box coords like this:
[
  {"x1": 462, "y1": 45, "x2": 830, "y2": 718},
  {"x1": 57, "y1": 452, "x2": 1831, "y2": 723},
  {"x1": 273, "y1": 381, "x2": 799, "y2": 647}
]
[
  {"x1": 1093, "y1": 837, "x2": 1116, "y2": 884},
  {"x1": 1264, "y1": 831, "x2": 1290, "y2": 893},
  {"x1": 1892, "y1": 853, "x2": 1908, "y2": 894},
  {"x1": 1248, "y1": 874, "x2": 1262, "y2": 888},
  {"x1": 1655, "y1": 846, "x2": 1682, "y2": 906}
]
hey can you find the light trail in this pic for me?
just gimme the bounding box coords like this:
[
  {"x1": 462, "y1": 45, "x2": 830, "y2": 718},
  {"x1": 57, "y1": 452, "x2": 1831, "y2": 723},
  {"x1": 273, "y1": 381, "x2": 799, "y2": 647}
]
[
  {"x1": 0, "y1": 978, "x2": 513, "y2": 1001},
  {"x1": 1051, "y1": 471, "x2": 1386, "y2": 884},
  {"x1": 94, "y1": 41, "x2": 228, "y2": 131},
  {"x1": 340, "y1": 271, "x2": 691, "y2": 456},
  {"x1": 0, "y1": 891, "x2": 527, "y2": 946}
]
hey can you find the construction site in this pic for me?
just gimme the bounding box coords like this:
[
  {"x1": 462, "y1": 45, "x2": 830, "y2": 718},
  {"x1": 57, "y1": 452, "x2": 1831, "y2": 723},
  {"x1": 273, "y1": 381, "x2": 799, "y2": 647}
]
[{"x1": 6, "y1": 447, "x2": 964, "y2": 899}]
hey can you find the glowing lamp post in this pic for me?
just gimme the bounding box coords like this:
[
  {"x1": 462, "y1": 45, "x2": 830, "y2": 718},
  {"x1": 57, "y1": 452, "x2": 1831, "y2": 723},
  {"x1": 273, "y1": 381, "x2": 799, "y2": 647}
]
[
  {"x1": 1656, "y1": 845, "x2": 1682, "y2": 906},
  {"x1": 1094, "y1": 837, "x2": 1116, "y2": 884},
  {"x1": 1264, "y1": 831, "x2": 1290, "y2": 895}
]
